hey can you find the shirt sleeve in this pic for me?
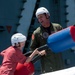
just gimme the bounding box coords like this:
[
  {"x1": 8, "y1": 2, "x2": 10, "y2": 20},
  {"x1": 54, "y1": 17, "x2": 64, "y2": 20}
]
[
  {"x1": 56, "y1": 24, "x2": 63, "y2": 31},
  {"x1": 30, "y1": 32, "x2": 39, "y2": 51},
  {"x1": 0, "y1": 50, "x2": 6, "y2": 56}
]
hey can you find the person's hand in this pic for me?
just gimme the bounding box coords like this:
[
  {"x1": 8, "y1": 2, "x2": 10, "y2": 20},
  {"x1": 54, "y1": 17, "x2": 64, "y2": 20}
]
[{"x1": 39, "y1": 50, "x2": 46, "y2": 56}]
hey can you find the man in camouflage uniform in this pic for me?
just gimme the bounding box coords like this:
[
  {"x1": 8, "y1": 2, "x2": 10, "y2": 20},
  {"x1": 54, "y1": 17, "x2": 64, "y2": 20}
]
[{"x1": 30, "y1": 7, "x2": 64, "y2": 73}]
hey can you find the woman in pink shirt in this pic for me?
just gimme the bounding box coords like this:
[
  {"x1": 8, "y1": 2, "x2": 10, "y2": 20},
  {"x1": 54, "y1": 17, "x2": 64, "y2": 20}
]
[{"x1": 0, "y1": 33, "x2": 40, "y2": 75}]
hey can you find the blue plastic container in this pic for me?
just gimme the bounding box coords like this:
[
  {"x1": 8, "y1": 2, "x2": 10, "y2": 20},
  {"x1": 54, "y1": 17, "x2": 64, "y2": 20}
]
[{"x1": 47, "y1": 26, "x2": 75, "y2": 53}]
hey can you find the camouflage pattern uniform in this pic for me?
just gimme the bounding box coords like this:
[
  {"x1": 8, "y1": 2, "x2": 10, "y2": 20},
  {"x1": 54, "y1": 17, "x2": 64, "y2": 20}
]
[{"x1": 30, "y1": 23, "x2": 64, "y2": 73}]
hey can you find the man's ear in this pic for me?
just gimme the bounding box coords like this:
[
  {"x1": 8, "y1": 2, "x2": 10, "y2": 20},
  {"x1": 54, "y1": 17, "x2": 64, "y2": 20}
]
[{"x1": 46, "y1": 14, "x2": 50, "y2": 19}]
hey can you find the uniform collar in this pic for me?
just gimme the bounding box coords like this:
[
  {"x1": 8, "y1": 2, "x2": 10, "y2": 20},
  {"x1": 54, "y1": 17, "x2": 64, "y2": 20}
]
[{"x1": 40, "y1": 22, "x2": 55, "y2": 34}]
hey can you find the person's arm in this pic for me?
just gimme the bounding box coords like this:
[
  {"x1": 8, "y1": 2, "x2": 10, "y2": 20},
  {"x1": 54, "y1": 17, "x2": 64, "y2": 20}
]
[
  {"x1": 0, "y1": 50, "x2": 6, "y2": 56},
  {"x1": 26, "y1": 48, "x2": 46, "y2": 63},
  {"x1": 30, "y1": 32, "x2": 39, "y2": 51},
  {"x1": 25, "y1": 48, "x2": 39, "y2": 63}
]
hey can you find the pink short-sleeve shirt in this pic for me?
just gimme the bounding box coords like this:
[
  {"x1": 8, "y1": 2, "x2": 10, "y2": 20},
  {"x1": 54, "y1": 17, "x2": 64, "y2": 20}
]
[{"x1": 0, "y1": 46, "x2": 26, "y2": 75}]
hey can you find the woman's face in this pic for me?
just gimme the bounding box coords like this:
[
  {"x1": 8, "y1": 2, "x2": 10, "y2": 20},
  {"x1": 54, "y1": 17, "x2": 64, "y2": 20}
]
[
  {"x1": 20, "y1": 41, "x2": 25, "y2": 48},
  {"x1": 19, "y1": 41, "x2": 25, "y2": 51}
]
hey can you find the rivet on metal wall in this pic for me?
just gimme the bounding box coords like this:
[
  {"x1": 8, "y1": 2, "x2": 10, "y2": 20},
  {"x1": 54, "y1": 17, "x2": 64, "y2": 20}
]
[
  {"x1": 22, "y1": 0, "x2": 27, "y2": 3},
  {"x1": 16, "y1": 23, "x2": 20, "y2": 26},
  {"x1": 20, "y1": 8, "x2": 24, "y2": 11},
  {"x1": 18, "y1": 15, "x2": 22, "y2": 18},
  {"x1": 65, "y1": 20, "x2": 69, "y2": 22},
  {"x1": 13, "y1": 31, "x2": 18, "y2": 34},
  {"x1": 64, "y1": 12, "x2": 69, "y2": 15},
  {"x1": 64, "y1": 5, "x2": 69, "y2": 8},
  {"x1": 0, "y1": 26, "x2": 5, "y2": 32}
]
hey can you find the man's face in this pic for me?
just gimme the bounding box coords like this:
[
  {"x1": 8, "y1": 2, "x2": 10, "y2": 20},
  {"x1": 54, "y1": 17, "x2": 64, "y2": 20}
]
[{"x1": 37, "y1": 14, "x2": 50, "y2": 27}]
